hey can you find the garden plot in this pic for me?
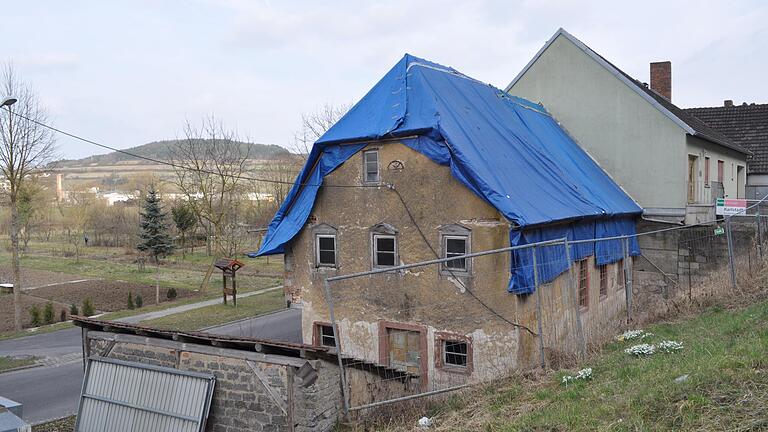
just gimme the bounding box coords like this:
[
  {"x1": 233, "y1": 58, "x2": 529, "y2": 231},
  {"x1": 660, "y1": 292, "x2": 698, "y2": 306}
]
[{"x1": 0, "y1": 265, "x2": 85, "y2": 288}]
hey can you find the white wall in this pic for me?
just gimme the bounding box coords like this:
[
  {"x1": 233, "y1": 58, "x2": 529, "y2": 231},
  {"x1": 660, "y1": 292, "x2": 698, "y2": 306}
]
[{"x1": 686, "y1": 136, "x2": 746, "y2": 203}]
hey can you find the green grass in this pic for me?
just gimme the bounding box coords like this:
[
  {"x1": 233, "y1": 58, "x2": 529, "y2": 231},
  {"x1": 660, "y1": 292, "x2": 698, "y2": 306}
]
[
  {"x1": 393, "y1": 300, "x2": 768, "y2": 431},
  {"x1": 0, "y1": 321, "x2": 74, "y2": 342},
  {"x1": 139, "y1": 288, "x2": 285, "y2": 331},
  {"x1": 0, "y1": 355, "x2": 36, "y2": 372}
]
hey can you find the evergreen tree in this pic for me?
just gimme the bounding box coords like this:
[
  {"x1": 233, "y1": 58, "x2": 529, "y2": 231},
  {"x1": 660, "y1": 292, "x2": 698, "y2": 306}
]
[{"x1": 137, "y1": 186, "x2": 175, "y2": 263}]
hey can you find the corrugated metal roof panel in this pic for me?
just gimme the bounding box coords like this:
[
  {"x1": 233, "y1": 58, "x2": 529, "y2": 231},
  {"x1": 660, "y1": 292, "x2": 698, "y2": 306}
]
[{"x1": 75, "y1": 357, "x2": 215, "y2": 432}]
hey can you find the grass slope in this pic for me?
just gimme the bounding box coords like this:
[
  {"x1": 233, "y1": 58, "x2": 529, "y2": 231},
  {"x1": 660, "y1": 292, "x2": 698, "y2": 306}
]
[
  {"x1": 0, "y1": 355, "x2": 36, "y2": 372},
  {"x1": 392, "y1": 301, "x2": 768, "y2": 431}
]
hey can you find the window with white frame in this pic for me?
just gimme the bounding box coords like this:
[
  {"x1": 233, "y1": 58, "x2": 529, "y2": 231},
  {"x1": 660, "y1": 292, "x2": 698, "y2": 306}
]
[
  {"x1": 315, "y1": 235, "x2": 336, "y2": 267},
  {"x1": 363, "y1": 150, "x2": 380, "y2": 183},
  {"x1": 439, "y1": 224, "x2": 471, "y2": 274},
  {"x1": 371, "y1": 223, "x2": 398, "y2": 268}
]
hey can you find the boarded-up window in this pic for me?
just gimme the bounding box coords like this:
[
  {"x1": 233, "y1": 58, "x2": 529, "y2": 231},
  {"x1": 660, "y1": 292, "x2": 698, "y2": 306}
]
[
  {"x1": 578, "y1": 259, "x2": 589, "y2": 309},
  {"x1": 388, "y1": 328, "x2": 421, "y2": 374},
  {"x1": 599, "y1": 264, "x2": 608, "y2": 297}
]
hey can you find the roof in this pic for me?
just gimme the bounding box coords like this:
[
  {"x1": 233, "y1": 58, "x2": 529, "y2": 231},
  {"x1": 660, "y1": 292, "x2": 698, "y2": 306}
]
[
  {"x1": 506, "y1": 28, "x2": 749, "y2": 156},
  {"x1": 257, "y1": 54, "x2": 641, "y2": 256},
  {"x1": 684, "y1": 103, "x2": 768, "y2": 173}
]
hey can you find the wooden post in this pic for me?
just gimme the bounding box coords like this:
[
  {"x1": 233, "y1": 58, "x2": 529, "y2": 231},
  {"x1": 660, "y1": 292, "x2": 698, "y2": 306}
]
[
  {"x1": 222, "y1": 272, "x2": 227, "y2": 305},
  {"x1": 232, "y1": 271, "x2": 237, "y2": 307}
]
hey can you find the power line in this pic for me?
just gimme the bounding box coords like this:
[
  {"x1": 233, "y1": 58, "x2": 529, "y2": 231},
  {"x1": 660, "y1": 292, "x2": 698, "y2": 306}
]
[{"x1": 2, "y1": 107, "x2": 378, "y2": 189}]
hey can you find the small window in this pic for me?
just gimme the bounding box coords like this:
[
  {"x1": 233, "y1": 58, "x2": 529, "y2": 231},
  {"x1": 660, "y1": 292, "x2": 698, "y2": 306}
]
[
  {"x1": 363, "y1": 150, "x2": 379, "y2": 183},
  {"x1": 315, "y1": 235, "x2": 336, "y2": 267},
  {"x1": 317, "y1": 324, "x2": 336, "y2": 347},
  {"x1": 578, "y1": 259, "x2": 589, "y2": 309},
  {"x1": 599, "y1": 264, "x2": 608, "y2": 298},
  {"x1": 717, "y1": 160, "x2": 724, "y2": 183},
  {"x1": 443, "y1": 340, "x2": 468, "y2": 367},
  {"x1": 443, "y1": 236, "x2": 468, "y2": 271},
  {"x1": 704, "y1": 157, "x2": 710, "y2": 186},
  {"x1": 374, "y1": 235, "x2": 397, "y2": 267},
  {"x1": 617, "y1": 259, "x2": 625, "y2": 291}
]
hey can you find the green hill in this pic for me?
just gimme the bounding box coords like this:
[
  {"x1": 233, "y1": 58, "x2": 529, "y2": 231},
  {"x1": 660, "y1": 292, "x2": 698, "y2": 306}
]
[{"x1": 56, "y1": 139, "x2": 290, "y2": 167}]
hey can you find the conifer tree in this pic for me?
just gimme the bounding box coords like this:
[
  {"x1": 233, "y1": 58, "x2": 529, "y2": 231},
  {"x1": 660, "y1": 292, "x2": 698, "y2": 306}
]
[{"x1": 137, "y1": 186, "x2": 175, "y2": 263}]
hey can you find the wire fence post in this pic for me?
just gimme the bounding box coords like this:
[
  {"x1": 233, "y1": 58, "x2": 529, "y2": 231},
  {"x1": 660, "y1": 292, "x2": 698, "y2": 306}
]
[
  {"x1": 322, "y1": 277, "x2": 350, "y2": 420},
  {"x1": 563, "y1": 238, "x2": 586, "y2": 359},
  {"x1": 532, "y1": 246, "x2": 546, "y2": 369},
  {"x1": 757, "y1": 212, "x2": 763, "y2": 259},
  {"x1": 726, "y1": 217, "x2": 737, "y2": 289},
  {"x1": 622, "y1": 237, "x2": 633, "y2": 322}
]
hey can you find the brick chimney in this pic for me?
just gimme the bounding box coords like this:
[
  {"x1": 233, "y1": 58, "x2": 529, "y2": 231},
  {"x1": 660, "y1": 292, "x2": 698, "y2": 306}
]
[
  {"x1": 650, "y1": 61, "x2": 672, "y2": 101},
  {"x1": 724, "y1": 100, "x2": 734, "y2": 107}
]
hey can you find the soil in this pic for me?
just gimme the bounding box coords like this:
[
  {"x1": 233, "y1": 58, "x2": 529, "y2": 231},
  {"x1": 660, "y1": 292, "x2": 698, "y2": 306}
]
[
  {"x1": 0, "y1": 265, "x2": 84, "y2": 288},
  {"x1": 28, "y1": 279, "x2": 195, "y2": 313},
  {"x1": 0, "y1": 294, "x2": 52, "y2": 332}
]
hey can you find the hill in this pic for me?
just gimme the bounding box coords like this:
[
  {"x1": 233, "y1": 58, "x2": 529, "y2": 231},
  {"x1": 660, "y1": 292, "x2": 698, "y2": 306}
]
[{"x1": 55, "y1": 139, "x2": 290, "y2": 167}]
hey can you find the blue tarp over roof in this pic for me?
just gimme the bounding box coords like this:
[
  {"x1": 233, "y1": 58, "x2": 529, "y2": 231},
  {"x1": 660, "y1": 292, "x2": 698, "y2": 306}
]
[{"x1": 256, "y1": 54, "x2": 642, "y2": 293}]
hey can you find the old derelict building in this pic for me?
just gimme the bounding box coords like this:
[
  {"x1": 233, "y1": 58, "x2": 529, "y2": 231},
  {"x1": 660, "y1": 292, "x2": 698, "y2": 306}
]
[{"x1": 257, "y1": 55, "x2": 642, "y2": 391}]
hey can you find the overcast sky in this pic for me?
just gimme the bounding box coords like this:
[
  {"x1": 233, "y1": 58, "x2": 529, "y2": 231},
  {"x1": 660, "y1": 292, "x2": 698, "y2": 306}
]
[{"x1": 4, "y1": 0, "x2": 767, "y2": 159}]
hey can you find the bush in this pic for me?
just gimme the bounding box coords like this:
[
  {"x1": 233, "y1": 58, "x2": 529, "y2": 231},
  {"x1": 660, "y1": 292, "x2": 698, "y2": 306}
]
[
  {"x1": 30, "y1": 305, "x2": 41, "y2": 327},
  {"x1": 60, "y1": 309, "x2": 67, "y2": 322},
  {"x1": 127, "y1": 292, "x2": 135, "y2": 310},
  {"x1": 43, "y1": 302, "x2": 55, "y2": 325},
  {"x1": 82, "y1": 298, "x2": 95, "y2": 317},
  {"x1": 166, "y1": 287, "x2": 178, "y2": 300},
  {"x1": 135, "y1": 293, "x2": 143, "y2": 308},
  {"x1": 70, "y1": 303, "x2": 79, "y2": 316}
]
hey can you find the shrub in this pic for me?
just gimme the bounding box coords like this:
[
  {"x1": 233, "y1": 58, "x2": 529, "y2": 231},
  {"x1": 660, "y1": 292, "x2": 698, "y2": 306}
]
[
  {"x1": 30, "y1": 305, "x2": 41, "y2": 327},
  {"x1": 82, "y1": 298, "x2": 95, "y2": 317},
  {"x1": 166, "y1": 287, "x2": 178, "y2": 300},
  {"x1": 60, "y1": 309, "x2": 67, "y2": 322},
  {"x1": 70, "y1": 303, "x2": 79, "y2": 316},
  {"x1": 135, "y1": 293, "x2": 143, "y2": 308},
  {"x1": 43, "y1": 302, "x2": 55, "y2": 325},
  {"x1": 127, "y1": 292, "x2": 135, "y2": 310}
]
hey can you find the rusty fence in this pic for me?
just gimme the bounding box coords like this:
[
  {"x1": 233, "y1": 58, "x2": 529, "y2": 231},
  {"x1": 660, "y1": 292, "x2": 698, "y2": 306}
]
[{"x1": 322, "y1": 206, "x2": 768, "y2": 421}]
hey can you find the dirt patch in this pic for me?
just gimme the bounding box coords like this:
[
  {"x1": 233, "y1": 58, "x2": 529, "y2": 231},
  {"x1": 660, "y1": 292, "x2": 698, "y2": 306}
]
[
  {"x1": 0, "y1": 294, "x2": 54, "y2": 332},
  {"x1": 0, "y1": 265, "x2": 84, "y2": 288},
  {"x1": 29, "y1": 280, "x2": 195, "y2": 313},
  {"x1": 33, "y1": 416, "x2": 75, "y2": 432}
]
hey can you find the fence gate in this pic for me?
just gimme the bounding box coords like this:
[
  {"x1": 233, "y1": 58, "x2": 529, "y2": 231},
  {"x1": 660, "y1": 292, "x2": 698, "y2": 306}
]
[{"x1": 75, "y1": 357, "x2": 216, "y2": 432}]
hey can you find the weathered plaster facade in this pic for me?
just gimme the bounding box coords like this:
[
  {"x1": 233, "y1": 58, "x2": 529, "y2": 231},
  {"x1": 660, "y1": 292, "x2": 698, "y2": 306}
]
[{"x1": 285, "y1": 142, "x2": 629, "y2": 390}]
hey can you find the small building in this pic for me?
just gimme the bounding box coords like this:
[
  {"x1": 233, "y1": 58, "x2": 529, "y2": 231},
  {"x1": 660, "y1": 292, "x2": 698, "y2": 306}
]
[
  {"x1": 506, "y1": 28, "x2": 750, "y2": 224},
  {"x1": 256, "y1": 54, "x2": 642, "y2": 389},
  {"x1": 684, "y1": 102, "x2": 768, "y2": 200}
]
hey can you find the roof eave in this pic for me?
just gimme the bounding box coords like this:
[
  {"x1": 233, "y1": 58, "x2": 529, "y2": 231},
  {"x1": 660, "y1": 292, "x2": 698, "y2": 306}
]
[{"x1": 689, "y1": 132, "x2": 753, "y2": 156}]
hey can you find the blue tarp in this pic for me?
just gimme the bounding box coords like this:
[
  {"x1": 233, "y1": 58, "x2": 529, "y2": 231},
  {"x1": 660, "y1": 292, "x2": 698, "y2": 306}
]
[{"x1": 256, "y1": 54, "x2": 642, "y2": 293}]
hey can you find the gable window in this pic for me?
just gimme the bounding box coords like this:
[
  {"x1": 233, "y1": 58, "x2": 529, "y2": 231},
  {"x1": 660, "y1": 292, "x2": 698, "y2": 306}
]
[
  {"x1": 578, "y1": 259, "x2": 589, "y2": 309},
  {"x1": 439, "y1": 224, "x2": 471, "y2": 275},
  {"x1": 443, "y1": 341, "x2": 468, "y2": 367},
  {"x1": 371, "y1": 223, "x2": 398, "y2": 268},
  {"x1": 704, "y1": 157, "x2": 710, "y2": 187},
  {"x1": 617, "y1": 259, "x2": 625, "y2": 291},
  {"x1": 316, "y1": 235, "x2": 336, "y2": 267},
  {"x1": 312, "y1": 223, "x2": 338, "y2": 268},
  {"x1": 313, "y1": 322, "x2": 337, "y2": 347},
  {"x1": 599, "y1": 264, "x2": 608, "y2": 298},
  {"x1": 363, "y1": 150, "x2": 380, "y2": 183}
]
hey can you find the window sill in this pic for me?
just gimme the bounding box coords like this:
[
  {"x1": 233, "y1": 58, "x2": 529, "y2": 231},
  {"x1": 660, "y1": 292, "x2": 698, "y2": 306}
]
[{"x1": 437, "y1": 365, "x2": 471, "y2": 375}]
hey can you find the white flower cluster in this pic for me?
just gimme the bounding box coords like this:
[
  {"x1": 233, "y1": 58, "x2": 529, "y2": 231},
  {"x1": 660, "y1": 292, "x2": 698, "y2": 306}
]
[
  {"x1": 616, "y1": 329, "x2": 653, "y2": 341},
  {"x1": 624, "y1": 343, "x2": 656, "y2": 356},
  {"x1": 657, "y1": 340, "x2": 684, "y2": 352},
  {"x1": 561, "y1": 367, "x2": 593, "y2": 385}
]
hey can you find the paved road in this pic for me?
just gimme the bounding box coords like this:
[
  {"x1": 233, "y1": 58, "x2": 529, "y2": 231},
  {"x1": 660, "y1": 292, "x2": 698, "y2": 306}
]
[{"x1": 0, "y1": 288, "x2": 300, "y2": 425}]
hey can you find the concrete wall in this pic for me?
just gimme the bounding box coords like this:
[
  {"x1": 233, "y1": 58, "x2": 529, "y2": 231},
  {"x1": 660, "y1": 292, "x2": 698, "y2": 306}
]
[
  {"x1": 508, "y1": 33, "x2": 687, "y2": 214},
  {"x1": 286, "y1": 141, "x2": 629, "y2": 390}
]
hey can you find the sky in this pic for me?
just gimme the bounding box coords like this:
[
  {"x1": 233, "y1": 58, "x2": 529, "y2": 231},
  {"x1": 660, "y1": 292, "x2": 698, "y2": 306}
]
[{"x1": 3, "y1": 0, "x2": 767, "y2": 159}]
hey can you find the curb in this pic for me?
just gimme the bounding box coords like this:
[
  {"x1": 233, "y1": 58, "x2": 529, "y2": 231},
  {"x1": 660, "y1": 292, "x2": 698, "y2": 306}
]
[{"x1": 0, "y1": 362, "x2": 42, "y2": 375}]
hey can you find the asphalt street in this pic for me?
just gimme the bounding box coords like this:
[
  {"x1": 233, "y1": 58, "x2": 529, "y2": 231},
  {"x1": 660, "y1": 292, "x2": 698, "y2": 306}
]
[{"x1": 0, "y1": 304, "x2": 301, "y2": 424}]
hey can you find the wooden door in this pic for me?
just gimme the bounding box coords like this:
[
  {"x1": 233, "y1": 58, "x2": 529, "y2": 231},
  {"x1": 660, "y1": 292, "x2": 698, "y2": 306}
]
[
  {"x1": 388, "y1": 329, "x2": 421, "y2": 375},
  {"x1": 688, "y1": 156, "x2": 697, "y2": 203}
]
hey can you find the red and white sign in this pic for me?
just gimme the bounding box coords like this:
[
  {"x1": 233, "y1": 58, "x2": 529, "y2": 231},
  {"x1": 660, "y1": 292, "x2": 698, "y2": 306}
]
[{"x1": 716, "y1": 198, "x2": 747, "y2": 216}]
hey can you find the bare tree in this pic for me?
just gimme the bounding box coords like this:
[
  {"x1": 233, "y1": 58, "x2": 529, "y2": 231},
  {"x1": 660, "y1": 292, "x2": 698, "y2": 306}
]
[
  {"x1": 0, "y1": 63, "x2": 56, "y2": 330},
  {"x1": 169, "y1": 116, "x2": 250, "y2": 293},
  {"x1": 290, "y1": 103, "x2": 350, "y2": 158}
]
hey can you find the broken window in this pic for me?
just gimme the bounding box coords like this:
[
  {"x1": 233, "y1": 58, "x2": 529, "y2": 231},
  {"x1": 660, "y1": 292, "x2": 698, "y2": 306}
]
[
  {"x1": 374, "y1": 235, "x2": 397, "y2": 267},
  {"x1": 443, "y1": 340, "x2": 468, "y2": 367},
  {"x1": 439, "y1": 224, "x2": 471, "y2": 275},
  {"x1": 363, "y1": 150, "x2": 379, "y2": 183},
  {"x1": 578, "y1": 259, "x2": 589, "y2": 309},
  {"x1": 599, "y1": 264, "x2": 607, "y2": 298},
  {"x1": 317, "y1": 324, "x2": 336, "y2": 347}
]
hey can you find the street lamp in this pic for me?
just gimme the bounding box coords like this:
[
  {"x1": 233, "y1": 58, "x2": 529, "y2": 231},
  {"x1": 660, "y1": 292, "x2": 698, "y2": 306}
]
[{"x1": 1, "y1": 97, "x2": 17, "y2": 107}]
